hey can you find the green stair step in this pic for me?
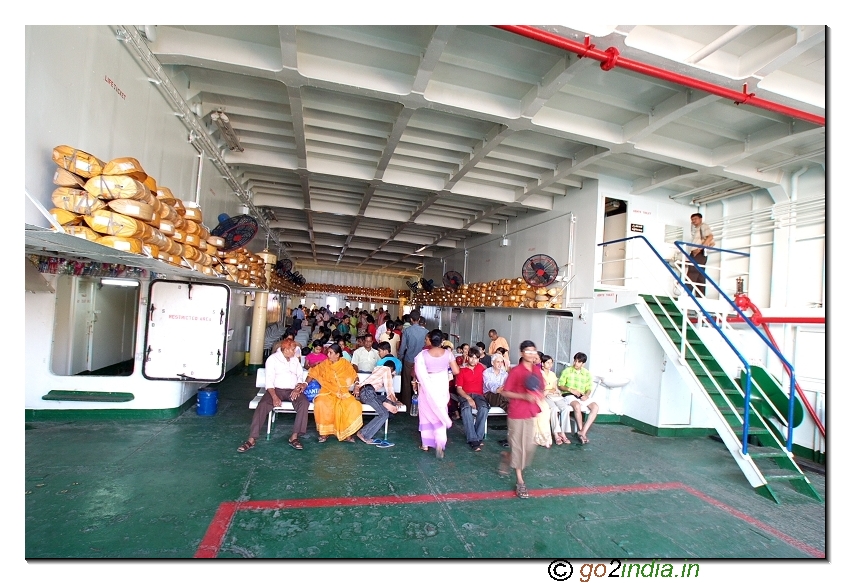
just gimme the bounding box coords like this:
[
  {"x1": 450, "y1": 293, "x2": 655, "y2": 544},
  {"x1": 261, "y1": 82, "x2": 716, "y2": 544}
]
[
  {"x1": 763, "y1": 473, "x2": 806, "y2": 481},
  {"x1": 749, "y1": 451, "x2": 788, "y2": 459},
  {"x1": 42, "y1": 390, "x2": 135, "y2": 403}
]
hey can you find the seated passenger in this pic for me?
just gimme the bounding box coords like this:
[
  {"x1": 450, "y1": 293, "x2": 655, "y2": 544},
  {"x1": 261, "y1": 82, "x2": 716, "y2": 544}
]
[
  {"x1": 541, "y1": 354, "x2": 570, "y2": 445},
  {"x1": 558, "y1": 352, "x2": 599, "y2": 444},
  {"x1": 354, "y1": 362, "x2": 400, "y2": 447},
  {"x1": 281, "y1": 329, "x2": 302, "y2": 358},
  {"x1": 308, "y1": 344, "x2": 362, "y2": 443},
  {"x1": 237, "y1": 339, "x2": 308, "y2": 453},
  {"x1": 337, "y1": 336, "x2": 353, "y2": 361},
  {"x1": 375, "y1": 341, "x2": 402, "y2": 374},
  {"x1": 483, "y1": 353, "x2": 510, "y2": 410},
  {"x1": 351, "y1": 334, "x2": 380, "y2": 373},
  {"x1": 455, "y1": 343, "x2": 470, "y2": 367},
  {"x1": 495, "y1": 347, "x2": 511, "y2": 370},
  {"x1": 455, "y1": 347, "x2": 490, "y2": 451},
  {"x1": 305, "y1": 340, "x2": 328, "y2": 368},
  {"x1": 475, "y1": 342, "x2": 492, "y2": 367}
]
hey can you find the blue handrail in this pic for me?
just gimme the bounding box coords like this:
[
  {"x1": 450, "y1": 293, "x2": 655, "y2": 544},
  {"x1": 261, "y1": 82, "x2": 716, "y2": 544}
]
[
  {"x1": 598, "y1": 236, "x2": 756, "y2": 453},
  {"x1": 675, "y1": 240, "x2": 798, "y2": 452}
]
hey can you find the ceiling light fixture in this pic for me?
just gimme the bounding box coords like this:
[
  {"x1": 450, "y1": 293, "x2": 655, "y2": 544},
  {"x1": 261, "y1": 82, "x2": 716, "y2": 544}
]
[
  {"x1": 414, "y1": 245, "x2": 428, "y2": 253},
  {"x1": 211, "y1": 109, "x2": 244, "y2": 152},
  {"x1": 756, "y1": 148, "x2": 825, "y2": 173},
  {"x1": 692, "y1": 185, "x2": 761, "y2": 205},
  {"x1": 669, "y1": 179, "x2": 735, "y2": 200},
  {"x1": 101, "y1": 278, "x2": 139, "y2": 287}
]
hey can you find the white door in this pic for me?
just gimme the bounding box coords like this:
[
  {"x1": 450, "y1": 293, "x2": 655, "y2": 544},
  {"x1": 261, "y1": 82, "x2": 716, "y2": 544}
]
[
  {"x1": 602, "y1": 210, "x2": 628, "y2": 286},
  {"x1": 73, "y1": 278, "x2": 96, "y2": 374},
  {"x1": 90, "y1": 284, "x2": 138, "y2": 371},
  {"x1": 143, "y1": 281, "x2": 231, "y2": 382}
]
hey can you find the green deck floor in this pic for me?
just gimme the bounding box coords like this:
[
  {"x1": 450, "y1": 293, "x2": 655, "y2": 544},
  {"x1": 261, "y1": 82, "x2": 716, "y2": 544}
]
[{"x1": 25, "y1": 369, "x2": 826, "y2": 561}]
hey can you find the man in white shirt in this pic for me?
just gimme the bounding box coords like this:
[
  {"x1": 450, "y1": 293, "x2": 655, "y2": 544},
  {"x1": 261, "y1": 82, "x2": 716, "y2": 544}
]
[
  {"x1": 237, "y1": 339, "x2": 308, "y2": 453},
  {"x1": 686, "y1": 213, "x2": 715, "y2": 297},
  {"x1": 351, "y1": 335, "x2": 380, "y2": 373}
]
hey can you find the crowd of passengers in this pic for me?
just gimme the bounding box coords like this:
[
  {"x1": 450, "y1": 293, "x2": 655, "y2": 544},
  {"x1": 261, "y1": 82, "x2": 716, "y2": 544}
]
[{"x1": 243, "y1": 306, "x2": 599, "y2": 499}]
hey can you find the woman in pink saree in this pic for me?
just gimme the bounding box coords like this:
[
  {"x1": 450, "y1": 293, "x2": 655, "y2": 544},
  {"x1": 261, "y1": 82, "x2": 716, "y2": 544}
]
[{"x1": 414, "y1": 329, "x2": 461, "y2": 458}]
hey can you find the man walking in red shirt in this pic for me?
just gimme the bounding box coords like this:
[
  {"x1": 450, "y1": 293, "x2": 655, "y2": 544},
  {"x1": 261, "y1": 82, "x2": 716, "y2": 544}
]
[{"x1": 498, "y1": 340, "x2": 545, "y2": 499}]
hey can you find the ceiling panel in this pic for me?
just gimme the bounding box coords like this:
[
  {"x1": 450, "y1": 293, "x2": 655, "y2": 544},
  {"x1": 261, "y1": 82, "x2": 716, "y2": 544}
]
[{"x1": 123, "y1": 24, "x2": 827, "y2": 279}]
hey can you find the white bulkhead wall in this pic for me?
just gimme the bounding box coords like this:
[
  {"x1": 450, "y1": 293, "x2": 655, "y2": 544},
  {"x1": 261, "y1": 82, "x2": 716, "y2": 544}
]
[
  {"x1": 429, "y1": 171, "x2": 824, "y2": 442},
  {"x1": 25, "y1": 26, "x2": 252, "y2": 411}
]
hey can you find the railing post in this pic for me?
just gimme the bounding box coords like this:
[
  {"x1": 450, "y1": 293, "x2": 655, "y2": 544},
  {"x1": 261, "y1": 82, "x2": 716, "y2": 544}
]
[
  {"x1": 741, "y1": 370, "x2": 753, "y2": 455},
  {"x1": 787, "y1": 371, "x2": 797, "y2": 452}
]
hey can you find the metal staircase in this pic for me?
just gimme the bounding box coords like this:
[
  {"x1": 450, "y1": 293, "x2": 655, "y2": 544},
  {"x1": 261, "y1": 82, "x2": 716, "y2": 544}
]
[{"x1": 637, "y1": 293, "x2": 821, "y2": 504}]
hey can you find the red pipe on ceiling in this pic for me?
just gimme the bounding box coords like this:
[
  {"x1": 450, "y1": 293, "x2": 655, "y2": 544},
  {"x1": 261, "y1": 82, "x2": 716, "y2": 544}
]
[{"x1": 496, "y1": 25, "x2": 826, "y2": 127}]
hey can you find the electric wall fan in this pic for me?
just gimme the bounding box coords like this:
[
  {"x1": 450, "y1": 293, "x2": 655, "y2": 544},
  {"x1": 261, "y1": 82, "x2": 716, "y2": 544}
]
[
  {"x1": 443, "y1": 270, "x2": 464, "y2": 291},
  {"x1": 275, "y1": 258, "x2": 293, "y2": 277},
  {"x1": 521, "y1": 254, "x2": 559, "y2": 287},
  {"x1": 211, "y1": 213, "x2": 259, "y2": 251}
]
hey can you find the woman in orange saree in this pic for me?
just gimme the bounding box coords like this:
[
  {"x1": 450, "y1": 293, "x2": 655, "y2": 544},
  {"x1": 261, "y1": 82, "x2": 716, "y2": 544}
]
[{"x1": 308, "y1": 344, "x2": 363, "y2": 442}]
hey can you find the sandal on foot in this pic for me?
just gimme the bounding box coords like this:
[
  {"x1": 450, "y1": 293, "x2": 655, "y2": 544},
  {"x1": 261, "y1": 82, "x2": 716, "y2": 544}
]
[
  {"x1": 419, "y1": 445, "x2": 430, "y2": 451},
  {"x1": 578, "y1": 434, "x2": 589, "y2": 444},
  {"x1": 237, "y1": 440, "x2": 256, "y2": 453},
  {"x1": 375, "y1": 440, "x2": 395, "y2": 448},
  {"x1": 516, "y1": 483, "x2": 529, "y2": 499},
  {"x1": 288, "y1": 438, "x2": 303, "y2": 450},
  {"x1": 344, "y1": 436, "x2": 356, "y2": 443},
  {"x1": 554, "y1": 434, "x2": 564, "y2": 445},
  {"x1": 436, "y1": 447, "x2": 445, "y2": 459},
  {"x1": 318, "y1": 435, "x2": 328, "y2": 443}
]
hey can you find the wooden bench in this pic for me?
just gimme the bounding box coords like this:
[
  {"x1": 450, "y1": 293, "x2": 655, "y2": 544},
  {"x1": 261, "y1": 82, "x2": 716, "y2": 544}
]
[{"x1": 250, "y1": 369, "x2": 405, "y2": 440}]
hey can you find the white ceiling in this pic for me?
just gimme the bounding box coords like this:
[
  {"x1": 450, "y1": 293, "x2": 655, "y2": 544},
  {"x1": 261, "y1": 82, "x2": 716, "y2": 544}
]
[{"x1": 138, "y1": 24, "x2": 825, "y2": 278}]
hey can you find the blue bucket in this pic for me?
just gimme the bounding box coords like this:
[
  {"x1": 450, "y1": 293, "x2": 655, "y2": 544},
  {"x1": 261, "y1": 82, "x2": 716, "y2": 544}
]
[{"x1": 196, "y1": 389, "x2": 218, "y2": 416}]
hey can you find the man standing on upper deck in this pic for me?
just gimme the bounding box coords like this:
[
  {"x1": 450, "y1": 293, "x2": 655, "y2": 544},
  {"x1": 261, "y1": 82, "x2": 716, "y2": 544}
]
[
  {"x1": 686, "y1": 213, "x2": 715, "y2": 297},
  {"x1": 398, "y1": 309, "x2": 427, "y2": 408},
  {"x1": 487, "y1": 329, "x2": 509, "y2": 356}
]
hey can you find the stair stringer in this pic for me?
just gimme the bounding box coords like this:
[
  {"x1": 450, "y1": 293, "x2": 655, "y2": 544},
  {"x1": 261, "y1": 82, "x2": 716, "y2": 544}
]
[{"x1": 633, "y1": 298, "x2": 769, "y2": 490}]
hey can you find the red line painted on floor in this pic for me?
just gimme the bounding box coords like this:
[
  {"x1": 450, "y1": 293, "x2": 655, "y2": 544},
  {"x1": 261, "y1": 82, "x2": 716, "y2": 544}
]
[
  {"x1": 677, "y1": 483, "x2": 825, "y2": 558},
  {"x1": 195, "y1": 481, "x2": 822, "y2": 558},
  {"x1": 194, "y1": 501, "x2": 237, "y2": 559}
]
